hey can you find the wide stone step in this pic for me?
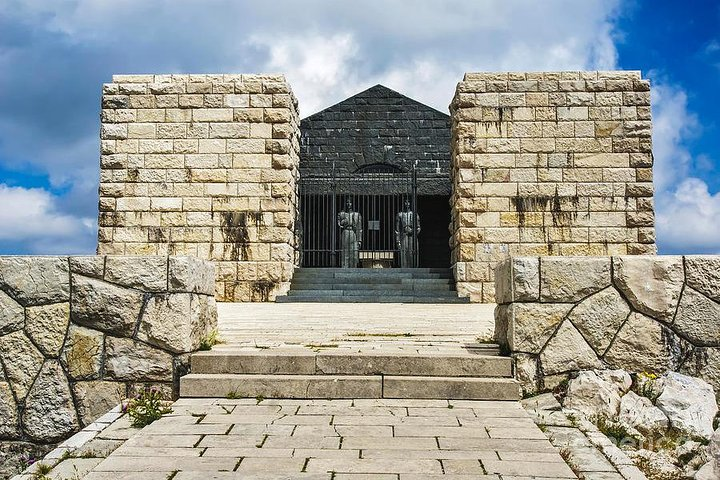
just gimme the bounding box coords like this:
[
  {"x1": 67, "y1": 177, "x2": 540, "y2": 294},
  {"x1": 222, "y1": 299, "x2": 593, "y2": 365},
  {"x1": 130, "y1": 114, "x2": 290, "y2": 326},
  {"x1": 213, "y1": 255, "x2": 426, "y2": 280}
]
[
  {"x1": 297, "y1": 268, "x2": 451, "y2": 274},
  {"x1": 275, "y1": 295, "x2": 470, "y2": 303},
  {"x1": 290, "y1": 279, "x2": 455, "y2": 288},
  {"x1": 286, "y1": 289, "x2": 459, "y2": 297},
  {"x1": 288, "y1": 283, "x2": 454, "y2": 291},
  {"x1": 292, "y1": 272, "x2": 453, "y2": 281},
  {"x1": 191, "y1": 351, "x2": 511, "y2": 377},
  {"x1": 180, "y1": 374, "x2": 520, "y2": 400}
]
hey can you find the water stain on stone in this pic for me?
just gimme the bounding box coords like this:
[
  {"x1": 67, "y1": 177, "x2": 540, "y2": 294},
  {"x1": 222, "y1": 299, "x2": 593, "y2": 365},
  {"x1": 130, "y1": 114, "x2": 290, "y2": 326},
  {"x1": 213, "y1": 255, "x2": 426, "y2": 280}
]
[
  {"x1": 220, "y1": 211, "x2": 261, "y2": 261},
  {"x1": 251, "y1": 280, "x2": 276, "y2": 302}
]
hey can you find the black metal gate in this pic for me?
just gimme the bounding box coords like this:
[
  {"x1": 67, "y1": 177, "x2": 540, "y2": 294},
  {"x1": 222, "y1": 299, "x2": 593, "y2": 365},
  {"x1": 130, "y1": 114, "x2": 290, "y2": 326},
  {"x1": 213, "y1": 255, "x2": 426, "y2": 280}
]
[{"x1": 297, "y1": 168, "x2": 418, "y2": 268}]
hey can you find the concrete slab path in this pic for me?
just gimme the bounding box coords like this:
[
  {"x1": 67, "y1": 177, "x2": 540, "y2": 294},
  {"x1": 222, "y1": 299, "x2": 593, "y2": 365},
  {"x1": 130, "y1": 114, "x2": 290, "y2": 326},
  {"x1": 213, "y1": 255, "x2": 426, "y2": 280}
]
[{"x1": 216, "y1": 302, "x2": 496, "y2": 348}]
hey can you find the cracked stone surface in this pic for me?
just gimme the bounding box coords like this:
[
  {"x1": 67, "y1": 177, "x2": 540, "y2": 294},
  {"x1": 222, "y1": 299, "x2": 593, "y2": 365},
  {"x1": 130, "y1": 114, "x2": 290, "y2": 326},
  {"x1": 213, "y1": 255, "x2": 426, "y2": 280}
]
[
  {"x1": 0, "y1": 330, "x2": 45, "y2": 399},
  {"x1": 45, "y1": 398, "x2": 578, "y2": 479},
  {"x1": 25, "y1": 302, "x2": 70, "y2": 357},
  {"x1": 71, "y1": 275, "x2": 144, "y2": 337},
  {"x1": 0, "y1": 288, "x2": 24, "y2": 335},
  {"x1": 0, "y1": 256, "x2": 70, "y2": 306},
  {"x1": 22, "y1": 360, "x2": 79, "y2": 442}
]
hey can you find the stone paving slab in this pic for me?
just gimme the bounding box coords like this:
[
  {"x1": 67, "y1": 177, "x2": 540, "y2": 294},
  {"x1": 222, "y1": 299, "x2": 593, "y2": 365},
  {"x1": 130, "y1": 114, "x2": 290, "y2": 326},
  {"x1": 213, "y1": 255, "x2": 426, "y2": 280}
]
[
  {"x1": 64, "y1": 397, "x2": 577, "y2": 479},
  {"x1": 215, "y1": 302, "x2": 495, "y2": 346}
]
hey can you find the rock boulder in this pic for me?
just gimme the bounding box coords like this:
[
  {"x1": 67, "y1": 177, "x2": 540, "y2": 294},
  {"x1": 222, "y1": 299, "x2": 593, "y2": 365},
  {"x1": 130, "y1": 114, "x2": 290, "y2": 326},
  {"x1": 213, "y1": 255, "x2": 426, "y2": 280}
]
[
  {"x1": 563, "y1": 370, "x2": 622, "y2": 419},
  {"x1": 618, "y1": 390, "x2": 669, "y2": 437},
  {"x1": 655, "y1": 372, "x2": 718, "y2": 441}
]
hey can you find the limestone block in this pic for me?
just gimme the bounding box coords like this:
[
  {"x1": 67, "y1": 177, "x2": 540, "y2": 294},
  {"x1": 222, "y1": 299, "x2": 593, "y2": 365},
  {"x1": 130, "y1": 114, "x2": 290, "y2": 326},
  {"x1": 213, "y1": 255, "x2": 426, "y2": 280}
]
[
  {"x1": 73, "y1": 381, "x2": 124, "y2": 427},
  {"x1": 104, "y1": 336, "x2": 174, "y2": 381},
  {"x1": 513, "y1": 353, "x2": 539, "y2": 396},
  {"x1": 0, "y1": 331, "x2": 44, "y2": 399},
  {"x1": 104, "y1": 256, "x2": 167, "y2": 291},
  {"x1": 137, "y1": 293, "x2": 206, "y2": 353},
  {"x1": 71, "y1": 275, "x2": 144, "y2": 337},
  {"x1": 506, "y1": 303, "x2": 573, "y2": 353},
  {"x1": 612, "y1": 256, "x2": 683, "y2": 322},
  {"x1": 604, "y1": 312, "x2": 676, "y2": 373},
  {"x1": 496, "y1": 257, "x2": 539, "y2": 304},
  {"x1": 168, "y1": 256, "x2": 216, "y2": 294},
  {"x1": 0, "y1": 256, "x2": 70, "y2": 306},
  {"x1": 685, "y1": 256, "x2": 720, "y2": 303},
  {"x1": 69, "y1": 256, "x2": 105, "y2": 278},
  {"x1": 619, "y1": 391, "x2": 669, "y2": 437},
  {"x1": 0, "y1": 381, "x2": 19, "y2": 438},
  {"x1": 656, "y1": 372, "x2": 718, "y2": 440},
  {"x1": 540, "y1": 257, "x2": 610, "y2": 302},
  {"x1": 673, "y1": 287, "x2": 720, "y2": 347},
  {"x1": 681, "y1": 348, "x2": 720, "y2": 399},
  {"x1": 61, "y1": 325, "x2": 104, "y2": 380},
  {"x1": 0, "y1": 289, "x2": 24, "y2": 335},
  {"x1": 539, "y1": 321, "x2": 603, "y2": 375},
  {"x1": 22, "y1": 361, "x2": 79, "y2": 442},
  {"x1": 25, "y1": 302, "x2": 70, "y2": 357},
  {"x1": 567, "y1": 287, "x2": 630, "y2": 355},
  {"x1": 563, "y1": 370, "x2": 622, "y2": 419}
]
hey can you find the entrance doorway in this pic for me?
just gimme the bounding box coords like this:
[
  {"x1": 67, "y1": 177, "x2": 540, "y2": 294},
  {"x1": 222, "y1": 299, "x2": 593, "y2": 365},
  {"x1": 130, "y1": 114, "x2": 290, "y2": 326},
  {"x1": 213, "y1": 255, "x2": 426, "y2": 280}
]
[{"x1": 297, "y1": 169, "x2": 450, "y2": 269}]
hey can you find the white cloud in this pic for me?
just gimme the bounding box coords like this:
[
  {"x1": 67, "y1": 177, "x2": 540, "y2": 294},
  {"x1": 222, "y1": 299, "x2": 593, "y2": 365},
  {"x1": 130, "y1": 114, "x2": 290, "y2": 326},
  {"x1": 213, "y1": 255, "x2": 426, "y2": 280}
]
[
  {"x1": 650, "y1": 82, "x2": 698, "y2": 193},
  {"x1": 0, "y1": 184, "x2": 95, "y2": 253},
  {"x1": 656, "y1": 178, "x2": 720, "y2": 254},
  {"x1": 651, "y1": 80, "x2": 720, "y2": 253}
]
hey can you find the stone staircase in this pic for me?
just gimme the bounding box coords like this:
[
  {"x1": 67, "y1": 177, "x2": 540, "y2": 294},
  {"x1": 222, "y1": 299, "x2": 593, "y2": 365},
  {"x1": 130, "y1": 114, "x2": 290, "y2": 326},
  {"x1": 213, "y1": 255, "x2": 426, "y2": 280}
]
[
  {"x1": 180, "y1": 344, "x2": 519, "y2": 401},
  {"x1": 275, "y1": 268, "x2": 470, "y2": 303}
]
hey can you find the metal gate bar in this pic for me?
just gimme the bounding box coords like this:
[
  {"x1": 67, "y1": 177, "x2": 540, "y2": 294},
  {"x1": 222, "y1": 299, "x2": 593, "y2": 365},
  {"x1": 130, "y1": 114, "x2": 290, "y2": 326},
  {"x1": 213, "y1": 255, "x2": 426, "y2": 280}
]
[{"x1": 297, "y1": 169, "x2": 418, "y2": 268}]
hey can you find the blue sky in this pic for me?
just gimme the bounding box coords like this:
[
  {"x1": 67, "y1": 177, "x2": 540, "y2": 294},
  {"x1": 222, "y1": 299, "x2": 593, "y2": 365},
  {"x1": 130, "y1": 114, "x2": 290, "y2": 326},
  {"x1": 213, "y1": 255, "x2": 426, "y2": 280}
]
[{"x1": 0, "y1": 0, "x2": 718, "y2": 254}]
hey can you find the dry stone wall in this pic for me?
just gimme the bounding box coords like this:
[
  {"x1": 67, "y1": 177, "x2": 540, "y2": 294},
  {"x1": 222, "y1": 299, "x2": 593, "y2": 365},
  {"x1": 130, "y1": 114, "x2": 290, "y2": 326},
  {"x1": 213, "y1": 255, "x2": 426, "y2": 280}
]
[
  {"x1": 494, "y1": 256, "x2": 720, "y2": 398},
  {"x1": 98, "y1": 74, "x2": 300, "y2": 301},
  {"x1": 0, "y1": 255, "x2": 216, "y2": 443},
  {"x1": 450, "y1": 71, "x2": 656, "y2": 302}
]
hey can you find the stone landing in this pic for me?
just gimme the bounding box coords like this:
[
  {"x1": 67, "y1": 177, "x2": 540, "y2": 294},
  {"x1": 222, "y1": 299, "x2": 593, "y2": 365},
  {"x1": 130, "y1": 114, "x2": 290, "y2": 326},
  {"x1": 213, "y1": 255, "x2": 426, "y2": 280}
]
[{"x1": 180, "y1": 302, "x2": 518, "y2": 401}]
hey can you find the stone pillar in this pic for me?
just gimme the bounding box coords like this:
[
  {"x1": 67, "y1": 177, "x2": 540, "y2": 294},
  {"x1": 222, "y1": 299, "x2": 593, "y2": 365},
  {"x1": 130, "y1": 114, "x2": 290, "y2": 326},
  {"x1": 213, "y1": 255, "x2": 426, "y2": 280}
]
[
  {"x1": 449, "y1": 71, "x2": 656, "y2": 302},
  {"x1": 98, "y1": 74, "x2": 300, "y2": 301}
]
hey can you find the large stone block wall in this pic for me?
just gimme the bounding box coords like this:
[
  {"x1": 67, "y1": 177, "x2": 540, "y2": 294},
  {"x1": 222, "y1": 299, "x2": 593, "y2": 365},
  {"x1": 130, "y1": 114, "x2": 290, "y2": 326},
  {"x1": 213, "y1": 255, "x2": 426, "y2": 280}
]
[
  {"x1": 494, "y1": 256, "x2": 720, "y2": 397},
  {"x1": 97, "y1": 74, "x2": 300, "y2": 301},
  {"x1": 0, "y1": 256, "x2": 216, "y2": 443},
  {"x1": 450, "y1": 71, "x2": 656, "y2": 302}
]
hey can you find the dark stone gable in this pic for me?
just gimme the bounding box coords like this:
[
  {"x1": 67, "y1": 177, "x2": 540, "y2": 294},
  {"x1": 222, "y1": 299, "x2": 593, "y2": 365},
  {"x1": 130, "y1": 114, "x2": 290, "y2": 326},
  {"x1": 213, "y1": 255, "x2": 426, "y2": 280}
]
[{"x1": 299, "y1": 85, "x2": 451, "y2": 187}]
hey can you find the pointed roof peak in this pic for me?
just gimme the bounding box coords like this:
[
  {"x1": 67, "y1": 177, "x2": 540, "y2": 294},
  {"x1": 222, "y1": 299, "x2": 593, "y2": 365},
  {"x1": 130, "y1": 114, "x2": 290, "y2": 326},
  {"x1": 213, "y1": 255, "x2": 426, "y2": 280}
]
[{"x1": 302, "y1": 84, "x2": 448, "y2": 121}]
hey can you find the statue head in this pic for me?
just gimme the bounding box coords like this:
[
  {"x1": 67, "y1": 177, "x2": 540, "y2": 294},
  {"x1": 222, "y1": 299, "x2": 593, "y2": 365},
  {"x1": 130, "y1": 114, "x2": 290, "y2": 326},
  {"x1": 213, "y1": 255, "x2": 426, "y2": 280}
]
[
  {"x1": 404, "y1": 199, "x2": 411, "y2": 211},
  {"x1": 345, "y1": 198, "x2": 353, "y2": 210}
]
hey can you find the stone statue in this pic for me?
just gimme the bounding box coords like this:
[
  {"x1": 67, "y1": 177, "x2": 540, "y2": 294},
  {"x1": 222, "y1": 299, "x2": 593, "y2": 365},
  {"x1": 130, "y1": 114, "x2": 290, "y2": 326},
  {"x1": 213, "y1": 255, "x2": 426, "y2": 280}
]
[
  {"x1": 337, "y1": 199, "x2": 362, "y2": 268},
  {"x1": 396, "y1": 200, "x2": 420, "y2": 268}
]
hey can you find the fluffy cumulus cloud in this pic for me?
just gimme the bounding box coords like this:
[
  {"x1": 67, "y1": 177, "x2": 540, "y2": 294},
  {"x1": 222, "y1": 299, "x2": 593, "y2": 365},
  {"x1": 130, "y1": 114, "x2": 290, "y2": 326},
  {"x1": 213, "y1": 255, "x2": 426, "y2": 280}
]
[
  {"x1": 0, "y1": 184, "x2": 95, "y2": 253},
  {"x1": 650, "y1": 80, "x2": 720, "y2": 253},
  {"x1": 2, "y1": 0, "x2": 716, "y2": 254}
]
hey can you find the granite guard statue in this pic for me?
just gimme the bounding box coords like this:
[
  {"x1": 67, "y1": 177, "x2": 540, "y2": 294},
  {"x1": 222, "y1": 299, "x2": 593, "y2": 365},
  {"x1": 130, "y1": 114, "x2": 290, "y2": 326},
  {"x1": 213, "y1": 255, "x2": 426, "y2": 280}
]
[
  {"x1": 337, "y1": 199, "x2": 362, "y2": 268},
  {"x1": 396, "y1": 200, "x2": 421, "y2": 268}
]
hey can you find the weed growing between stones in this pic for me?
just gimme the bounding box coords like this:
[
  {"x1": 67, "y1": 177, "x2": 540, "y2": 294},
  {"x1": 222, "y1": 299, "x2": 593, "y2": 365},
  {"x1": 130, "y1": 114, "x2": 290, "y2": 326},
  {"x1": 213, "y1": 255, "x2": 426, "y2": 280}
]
[
  {"x1": 633, "y1": 372, "x2": 662, "y2": 402},
  {"x1": 199, "y1": 328, "x2": 223, "y2": 351},
  {"x1": 125, "y1": 387, "x2": 173, "y2": 427},
  {"x1": 32, "y1": 462, "x2": 53, "y2": 479},
  {"x1": 594, "y1": 416, "x2": 642, "y2": 445},
  {"x1": 226, "y1": 389, "x2": 243, "y2": 399}
]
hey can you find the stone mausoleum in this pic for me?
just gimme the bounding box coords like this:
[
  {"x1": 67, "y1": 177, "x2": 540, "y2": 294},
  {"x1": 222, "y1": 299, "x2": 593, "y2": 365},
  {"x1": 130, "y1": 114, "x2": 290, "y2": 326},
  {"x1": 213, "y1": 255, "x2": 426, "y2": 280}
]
[
  {"x1": 6, "y1": 71, "x2": 720, "y2": 480},
  {"x1": 97, "y1": 71, "x2": 655, "y2": 303}
]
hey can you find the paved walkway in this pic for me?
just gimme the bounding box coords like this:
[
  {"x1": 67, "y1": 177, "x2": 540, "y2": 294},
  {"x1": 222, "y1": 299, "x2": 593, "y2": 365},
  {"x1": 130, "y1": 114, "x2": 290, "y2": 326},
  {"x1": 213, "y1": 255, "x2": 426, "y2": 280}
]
[
  {"x1": 71, "y1": 397, "x2": 576, "y2": 479},
  {"x1": 20, "y1": 303, "x2": 583, "y2": 479}
]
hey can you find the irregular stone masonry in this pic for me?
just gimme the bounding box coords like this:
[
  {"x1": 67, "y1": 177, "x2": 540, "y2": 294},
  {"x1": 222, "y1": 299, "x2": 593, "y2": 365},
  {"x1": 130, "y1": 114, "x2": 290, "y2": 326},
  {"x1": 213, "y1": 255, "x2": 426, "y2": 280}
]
[
  {"x1": 450, "y1": 72, "x2": 656, "y2": 302},
  {"x1": 494, "y1": 256, "x2": 720, "y2": 398},
  {"x1": 0, "y1": 255, "x2": 217, "y2": 444},
  {"x1": 97, "y1": 74, "x2": 300, "y2": 301}
]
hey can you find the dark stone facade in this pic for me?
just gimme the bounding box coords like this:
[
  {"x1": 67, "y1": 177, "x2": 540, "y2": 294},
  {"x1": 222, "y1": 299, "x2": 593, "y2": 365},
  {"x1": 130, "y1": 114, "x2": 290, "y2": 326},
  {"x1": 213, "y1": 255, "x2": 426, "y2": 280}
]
[{"x1": 300, "y1": 85, "x2": 451, "y2": 195}]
